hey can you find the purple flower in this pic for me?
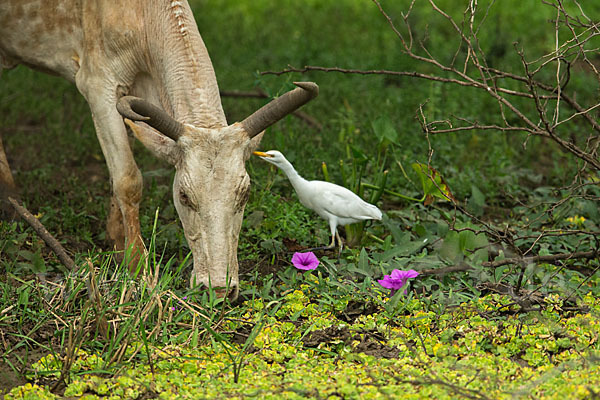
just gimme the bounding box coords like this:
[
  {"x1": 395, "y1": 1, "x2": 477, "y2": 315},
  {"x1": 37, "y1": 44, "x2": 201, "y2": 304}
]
[
  {"x1": 378, "y1": 269, "x2": 419, "y2": 295},
  {"x1": 171, "y1": 296, "x2": 188, "y2": 312},
  {"x1": 292, "y1": 252, "x2": 320, "y2": 270}
]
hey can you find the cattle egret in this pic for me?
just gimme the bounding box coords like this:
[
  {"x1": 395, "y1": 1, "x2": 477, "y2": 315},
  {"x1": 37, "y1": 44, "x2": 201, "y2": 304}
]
[{"x1": 253, "y1": 150, "x2": 382, "y2": 251}]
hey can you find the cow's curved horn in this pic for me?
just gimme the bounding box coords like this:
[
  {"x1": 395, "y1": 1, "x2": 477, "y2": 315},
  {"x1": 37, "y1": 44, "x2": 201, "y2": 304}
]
[
  {"x1": 241, "y1": 82, "x2": 319, "y2": 138},
  {"x1": 117, "y1": 96, "x2": 185, "y2": 141}
]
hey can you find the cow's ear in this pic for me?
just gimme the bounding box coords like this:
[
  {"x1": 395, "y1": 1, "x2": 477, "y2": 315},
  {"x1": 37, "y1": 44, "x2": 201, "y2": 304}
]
[{"x1": 124, "y1": 119, "x2": 180, "y2": 165}]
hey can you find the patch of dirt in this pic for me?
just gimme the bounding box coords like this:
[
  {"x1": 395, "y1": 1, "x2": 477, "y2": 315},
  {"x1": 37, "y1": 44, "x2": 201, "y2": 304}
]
[
  {"x1": 281, "y1": 238, "x2": 304, "y2": 252},
  {"x1": 510, "y1": 353, "x2": 530, "y2": 368},
  {"x1": 336, "y1": 300, "x2": 379, "y2": 323},
  {"x1": 353, "y1": 339, "x2": 401, "y2": 359},
  {"x1": 137, "y1": 389, "x2": 160, "y2": 400},
  {"x1": 230, "y1": 322, "x2": 257, "y2": 345},
  {"x1": 302, "y1": 326, "x2": 400, "y2": 359},
  {"x1": 0, "y1": 346, "x2": 49, "y2": 394},
  {"x1": 303, "y1": 326, "x2": 353, "y2": 347},
  {"x1": 239, "y1": 258, "x2": 282, "y2": 279},
  {"x1": 0, "y1": 316, "x2": 60, "y2": 394}
]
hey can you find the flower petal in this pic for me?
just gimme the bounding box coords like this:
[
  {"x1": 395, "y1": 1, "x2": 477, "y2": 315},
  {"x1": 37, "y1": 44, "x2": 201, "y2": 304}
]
[
  {"x1": 390, "y1": 269, "x2": 419, "y2": 280},
  {"x1": 292, "y1": 251, "x2": 319, "y2": 270},
  {"x1": 291, "y1": 252, "x2": 303, "y2": 267},
  {"x1": 378, "y1": 277, "x2": 397, "y2": 289},
  {"x1": 404, "y1": 269, "x2": 420, "y2": 278},
  {"x1": 390, "y1": 269, "x2": 403, "y2": 280},
  {"x1": 379, "y1": 269, "x2": 420, "y2": 293}
]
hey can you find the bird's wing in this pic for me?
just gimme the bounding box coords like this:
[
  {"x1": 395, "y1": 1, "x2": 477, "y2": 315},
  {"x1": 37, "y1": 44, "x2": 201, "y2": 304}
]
[{"x1": 308, "y1": 181, "x2": 381, "y2": 220}]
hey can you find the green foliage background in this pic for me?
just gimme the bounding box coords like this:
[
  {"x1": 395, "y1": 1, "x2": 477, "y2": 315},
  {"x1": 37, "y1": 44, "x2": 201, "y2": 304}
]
[{"x1": 1, "y1": 0, "x2": 599, "y2": 398}]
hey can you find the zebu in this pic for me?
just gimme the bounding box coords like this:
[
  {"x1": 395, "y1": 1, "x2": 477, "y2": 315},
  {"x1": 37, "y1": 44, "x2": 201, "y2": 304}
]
[{"x1": 0, "y1": 0, "x2": 318, "y2": 298}]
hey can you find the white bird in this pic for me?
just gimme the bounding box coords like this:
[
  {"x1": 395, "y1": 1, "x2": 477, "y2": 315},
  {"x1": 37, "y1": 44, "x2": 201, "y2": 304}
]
[{"x1": 253, "y1": 150, "x2": 382, "y2": 251}]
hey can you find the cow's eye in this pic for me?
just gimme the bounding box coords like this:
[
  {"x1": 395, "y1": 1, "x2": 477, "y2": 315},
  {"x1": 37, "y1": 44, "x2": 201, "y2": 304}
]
[{"x1": 179, "y1": 190, "x2": 194, "y2": 209}]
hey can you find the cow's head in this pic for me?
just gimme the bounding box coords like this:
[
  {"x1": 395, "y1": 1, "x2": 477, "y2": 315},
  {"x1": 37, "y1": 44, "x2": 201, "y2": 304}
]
[{"x1": 117, "y1": 82, "x2": 318, "y2": 299}]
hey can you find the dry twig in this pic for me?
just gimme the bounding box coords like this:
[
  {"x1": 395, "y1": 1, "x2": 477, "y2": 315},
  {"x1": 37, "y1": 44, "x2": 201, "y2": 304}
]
[{"x1": 7, "y1": 196, "x2": 75, "y2": 270}]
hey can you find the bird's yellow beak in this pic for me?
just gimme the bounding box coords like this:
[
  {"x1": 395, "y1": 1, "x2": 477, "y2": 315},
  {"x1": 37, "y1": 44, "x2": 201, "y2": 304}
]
[{"x1": 253, "y1": 151, "x2": 273, "y2": 158}]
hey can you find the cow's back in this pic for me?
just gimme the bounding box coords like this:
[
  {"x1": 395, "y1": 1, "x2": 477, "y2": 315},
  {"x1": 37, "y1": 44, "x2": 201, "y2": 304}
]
[{"x1": 0, "y1": 0, "x2": 83, "y2": 81}]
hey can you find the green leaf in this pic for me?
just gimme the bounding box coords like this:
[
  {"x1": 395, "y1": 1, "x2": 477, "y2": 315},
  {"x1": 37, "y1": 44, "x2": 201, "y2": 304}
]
[
  {"x1": 382, "y1": 217, "x2": 409, "y2": 244},
  {"x1": 32, "y1": 251, "x2": 47, "y2": 274},
  {"x1": 371, "y1": 115, "x2": 399, "y2": 146},
  {"x1": 467, "y1": 185, "x2": 486, "y2": 217},
  {"x1": 18, "y1": 250, "x2": 35, "y2": 261},
  {"x1": 380, "y1": 238, "x2": 429, "y2": 261},
  {"x1": 458, "y1": 230, "x2": 489, "y2": 261},
  {"x1": 411, "y1": 162, "x2": 455, "y2": 205},
  {"x1": 494, "y1": 266, "x2": 507, "y2": 282},
  {"x1": 358, "y1": 248, "x2": 369, "y2": 273},
  {"x1": 414, "y1": 223, "x2": 428, "y2": 237},
  {"x1": 439, "y1": 231, "x2": 462, "y2": 262},
  {"x1": 350, "y1": 145, "x2": 368, "y2": 165}
]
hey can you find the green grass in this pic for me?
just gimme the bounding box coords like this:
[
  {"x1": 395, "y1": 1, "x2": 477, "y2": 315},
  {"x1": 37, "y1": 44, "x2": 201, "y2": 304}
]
[
  {"x1": 1, "y1": 0, "x2": 600, "y2": 398},
  {"x1": 3, "y1": 262, "x2": 600, "y2": 399}
]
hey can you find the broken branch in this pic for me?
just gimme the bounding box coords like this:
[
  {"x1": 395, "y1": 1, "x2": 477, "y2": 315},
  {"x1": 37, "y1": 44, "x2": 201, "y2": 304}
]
[{"x1": 7, "y1": 196, "x2": 75, "y2": 271}]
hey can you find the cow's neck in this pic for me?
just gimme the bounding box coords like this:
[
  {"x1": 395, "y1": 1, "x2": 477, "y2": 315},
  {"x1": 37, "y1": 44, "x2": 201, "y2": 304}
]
[{"x1": 143, "y1": 1, "x2": 227, "y2": 129}]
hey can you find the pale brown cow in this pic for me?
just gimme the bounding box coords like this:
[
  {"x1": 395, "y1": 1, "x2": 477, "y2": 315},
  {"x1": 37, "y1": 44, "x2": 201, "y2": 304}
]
[{"x1": 0, "y1": 0, "x2": 318, "y2": 298}]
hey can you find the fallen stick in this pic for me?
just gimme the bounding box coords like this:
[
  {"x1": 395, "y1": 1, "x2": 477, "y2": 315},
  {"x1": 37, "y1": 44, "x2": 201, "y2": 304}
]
[
  {"x1": 220, "y1": 89, "x2": 323, "y2": 130},
  {"x1": 7, "y1": 196, "x2": 75, "y2": 271},
  {"x1": 421, "y1": 249, "x2": 599, "y2": 276}
]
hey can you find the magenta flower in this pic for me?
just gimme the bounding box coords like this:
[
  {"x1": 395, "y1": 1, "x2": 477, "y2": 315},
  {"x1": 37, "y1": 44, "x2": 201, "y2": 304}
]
[
  {"x1": 170, "y1": 296, "x2": 188, "y2": 311},
  {"x1": 292, "y1": 251, "x2": 320, "y2": 270},
  {"x1": 378, "y1": 269, "x2": 419, "y2": 295}
]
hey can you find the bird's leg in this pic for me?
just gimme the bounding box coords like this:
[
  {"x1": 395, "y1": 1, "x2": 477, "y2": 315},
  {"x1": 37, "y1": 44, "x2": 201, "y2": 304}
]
[
  {"x1": 329, "y1": 230, "x2": 337, "y2": 249},
  {"x1": 301, "y1": 228, "x2": 337, "y2": 253},
  {"x1": 335, "y1": 230, "x2": 343, "y2": 258}
]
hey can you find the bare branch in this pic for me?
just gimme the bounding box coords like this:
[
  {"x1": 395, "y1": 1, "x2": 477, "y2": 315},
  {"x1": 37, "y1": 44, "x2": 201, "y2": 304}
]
[
  {"x1": 220, "y1": 88, "x2": 323, "y2": 130},
  {"x1": 7, "y1": 196, "x2": 75, "y2": 271},
  {"x1": 484, "y1": 250, "x2": 598, "y2": 269},
  {"x1": 263, "y1": 0, "x2": 600, "y2": 169},
  {"x1": 421, "y1": 250, "x2": 598, "y2": 276}
]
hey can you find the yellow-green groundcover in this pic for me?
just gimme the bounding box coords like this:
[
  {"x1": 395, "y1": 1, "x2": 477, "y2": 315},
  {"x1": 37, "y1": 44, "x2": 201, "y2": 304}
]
[{"x1": 6, "y1": 293, "x2": 600, "y2": 399}]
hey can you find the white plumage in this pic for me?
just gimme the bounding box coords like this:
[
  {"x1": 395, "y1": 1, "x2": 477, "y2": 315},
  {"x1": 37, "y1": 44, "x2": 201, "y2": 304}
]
[{"x1": 254, "y1": 150, "x2": 382, "y2": 250}]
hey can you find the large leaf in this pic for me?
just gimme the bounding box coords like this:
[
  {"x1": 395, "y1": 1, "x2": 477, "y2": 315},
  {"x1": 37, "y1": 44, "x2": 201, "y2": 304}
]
[
  {"x1": 467, "y1": 184, "x2": 486, "y2": 217},
  {"x1": 379, "y1": 238, "x2": 429, "y2": 262},
  {"x1": 371, "y1": 115, "x2": 399, "y2": 147},
  {"x1": 439, "y1": 227, "x2": 489, "y2": 264},
  {"x1": 412, "y1": 162, "x2": 456, "y2": 205}
]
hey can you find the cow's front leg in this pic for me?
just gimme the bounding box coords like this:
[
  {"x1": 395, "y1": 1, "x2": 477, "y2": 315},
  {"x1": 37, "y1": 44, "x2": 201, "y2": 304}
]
[
  {"x1": 0, "y1": 68, "x2": 18, "y2": 219},
  {"x1": 97, "y1": 111, "x2": 145, "y2": 269},
  {"x1": 77, "y1": 76, "x2": 145, "y2": 270},
  {"x1": 0, "y1": 133, "x2": 18, "y2": 220},
  {"x1": 106, "y1": 195, "x2": 126, "y2": 253}
]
